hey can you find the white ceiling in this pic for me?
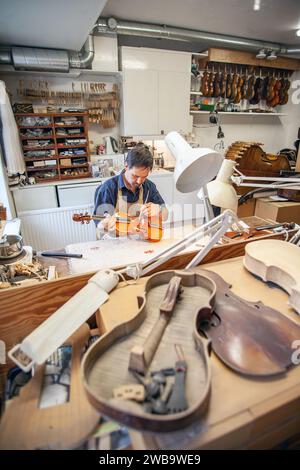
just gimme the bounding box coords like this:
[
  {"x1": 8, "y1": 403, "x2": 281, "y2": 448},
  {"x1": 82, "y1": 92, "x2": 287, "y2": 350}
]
[
  {"x1": 102, "y1": 0, "x2": 300, "y2": 46},
  {"x1": 0, "y1": 0, "x2": 300, "y2": 52},
  {"x1": 0, "y1": 0, "x2": 107, "y2": 50}
]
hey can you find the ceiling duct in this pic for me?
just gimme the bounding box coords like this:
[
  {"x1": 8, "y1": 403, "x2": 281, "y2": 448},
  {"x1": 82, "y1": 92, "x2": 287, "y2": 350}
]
[
  {"x1": 1, "y1": 17, "x2": 300, "y2": 72},
  {"x1": 12, "y1": 47, "x2": 69, "y2": 72},
  {"x1": 95, "y1": 17, "x2": 286, "y2": 54},
  {"x1": 1, "y1": 35, "x2": 94, "y2": 71},
  {"x1": 95, "y1": 17, "x2": 300, "y2": 58},
  {"x1": 69, "y1": 34, "x2": 94, "y2": 69}
]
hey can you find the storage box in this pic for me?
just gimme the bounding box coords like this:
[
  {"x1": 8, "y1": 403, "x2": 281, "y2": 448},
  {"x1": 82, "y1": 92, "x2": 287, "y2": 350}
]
[
  {"x1": 60, "y1": 158, "x2": 72, "y2": 166},
  {"x1": 237, "y1": 199, "x2": 256, "y2": 218},
  {"x1": 255, "y1": 197, "x2": 300, "y2": 224},
  {"x1": 33, "y1": 160, "x2": 45, "y2": 167}
]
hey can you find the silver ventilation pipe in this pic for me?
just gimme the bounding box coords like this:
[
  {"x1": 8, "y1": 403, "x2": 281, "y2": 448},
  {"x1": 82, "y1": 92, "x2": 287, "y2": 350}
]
[
  {"x1": 0, "y1": 34, "x2": 94, "y2": 71},
  {"x1": 0, "y1": 49, "x2": 11, "y2": 64},
  {"x1": 285, "y1": 47, "x2": 300, "y2": 54},
  {"x1": 1, "y1": 17, "x2": 300, "y2": 71},
  {"x1": 95, "y1": 17, "x2": 287, "y2": 54},
  {"x1": 68, "y1": 34, "x2": 94, "y2": 69}
]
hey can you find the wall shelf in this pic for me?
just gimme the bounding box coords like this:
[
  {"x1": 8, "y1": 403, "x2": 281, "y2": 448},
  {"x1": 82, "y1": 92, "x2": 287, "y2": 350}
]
[
  {"x1": 190, "y1": 111, "x2": 288, "y2": 116},
  {"x1": 16, "y1": 112, "x2": 91, "y2": 181}
]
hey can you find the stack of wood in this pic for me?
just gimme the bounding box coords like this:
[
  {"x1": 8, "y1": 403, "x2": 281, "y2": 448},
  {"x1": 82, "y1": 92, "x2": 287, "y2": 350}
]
[{"x1": 225, "y1": 141, "x2": 290, "y2": 176}]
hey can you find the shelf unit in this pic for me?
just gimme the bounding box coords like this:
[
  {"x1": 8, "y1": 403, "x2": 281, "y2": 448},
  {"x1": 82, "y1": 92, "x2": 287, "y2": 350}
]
[
  {"x1": 190, "y1": 48, "x2": 296, "y2": 116},
  {"x1": 16, "y1": 112, "x2": 91, "y2": 182}
]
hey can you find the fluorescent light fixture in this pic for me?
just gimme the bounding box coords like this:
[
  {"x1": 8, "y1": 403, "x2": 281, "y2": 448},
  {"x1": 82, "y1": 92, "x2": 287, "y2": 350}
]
[{"x1": 296, "y1": 29, "x2": 300, "y2": 37}]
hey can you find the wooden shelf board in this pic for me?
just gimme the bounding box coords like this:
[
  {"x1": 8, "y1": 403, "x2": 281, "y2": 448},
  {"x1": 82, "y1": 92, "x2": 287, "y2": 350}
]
[
  {"x1": 21, "y1": 135, "x2": 54, "y2": 140},
  {"x1": 26, "y1": 166, "x2": 58, "y2": 171},
  {"x1": 201, "y1": 47, "x2": 300, "y2": 71},
  {"x1": 55, "y1": 134, "x2": 86, "y2": 139},
  {"x1": 60, "y1": 164, "x2": 89, "y2": 169},
  {"x1": 190, "y1": 111, "x2": 288, "y2": 116},
  {"x1": 23, "y1": 145, "x2": 55, "y2": 151},
  {"x1": 16, "y1": 112, "x2": 86, "y2": 116},
  {"x1": 58, "y1": 155, "x2": 88, "y2": 159},
  {"x1": 18, "y1": 125, "x2": 53, "y2": 129},
  {"x1": 24, "y1": 156, "x2": 58, "y2": 161},
  {"x1": 57, "y1": 144, "x2": 87, "y2": 149},
  {"x1": 54, "y1": 124, "x2": 85, "y2": 128}
]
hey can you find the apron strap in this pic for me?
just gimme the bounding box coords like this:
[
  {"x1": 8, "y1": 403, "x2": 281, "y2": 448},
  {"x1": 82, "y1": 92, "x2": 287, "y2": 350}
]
[{"x1": 116, "y1": 185, "x2": 144, "y2": 217}]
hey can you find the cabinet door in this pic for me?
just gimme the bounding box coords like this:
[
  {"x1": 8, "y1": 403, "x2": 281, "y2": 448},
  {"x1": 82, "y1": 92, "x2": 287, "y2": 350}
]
[
  {"x1": 158, "y1": 71, "x2": 190, "y2": 135},
  {"x1": 13, "y1": 186, "x2": 58, "y2": 213},
  {"x1": 122, "y1": 69, "x2": 158, "y2": 136},
  {"x1": 57, "y1": 183, "x2": 100, "y2": 207}
]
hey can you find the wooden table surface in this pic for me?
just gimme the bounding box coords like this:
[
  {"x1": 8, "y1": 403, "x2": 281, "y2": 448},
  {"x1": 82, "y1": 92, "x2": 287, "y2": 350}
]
[
  {"x1": 36, "y1": 216, "x2": 288, "y2": 279},
  {"x1": 97, "y1": 256, "x2": 300, "y2": 450}
]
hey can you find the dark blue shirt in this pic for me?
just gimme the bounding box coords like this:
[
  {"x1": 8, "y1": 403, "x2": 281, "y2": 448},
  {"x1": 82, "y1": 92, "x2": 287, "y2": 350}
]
[{"x1": 93, "y1": 171, "x2": 165, "y2": 224}]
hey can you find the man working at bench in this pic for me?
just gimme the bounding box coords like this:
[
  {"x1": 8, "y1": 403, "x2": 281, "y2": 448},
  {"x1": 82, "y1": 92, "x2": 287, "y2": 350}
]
[{"x1": 94, "y1": 143, "x2": 168, "y2": 239}]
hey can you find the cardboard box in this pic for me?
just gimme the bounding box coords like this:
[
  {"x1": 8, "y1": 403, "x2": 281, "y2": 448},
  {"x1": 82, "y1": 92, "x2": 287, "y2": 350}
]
[
  {"x1": 60, "y1": 158, "x2": 72, "y2": 166},
  {"x1": 237, "y1": 199, "x2": 256, "y2": 218},
  {"x1": 255, "y1": 197, "x2": 300, "y2": 224}
]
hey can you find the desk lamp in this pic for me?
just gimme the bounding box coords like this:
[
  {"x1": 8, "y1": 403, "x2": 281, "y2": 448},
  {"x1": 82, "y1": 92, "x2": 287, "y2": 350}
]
[
  {"x1": 165, "y1": 131, "x2": 223, "y2": 222},
  {"x1": 207, "y1": 159, "x2": 300, "y2": 212}
]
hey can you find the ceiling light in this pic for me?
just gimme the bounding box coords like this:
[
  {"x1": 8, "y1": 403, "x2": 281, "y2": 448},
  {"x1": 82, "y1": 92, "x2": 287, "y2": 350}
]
[
  {"x1": 256, "y1": 49, "x2": 266, "y2": 59},
  {"x1": 296, "y1": 29, "x2": 300, "y2": 37},
  {"x1": 267, "y1": 50, "x2": 277, "y2": 60},
  {"x1": 253, "y1": 0, "x2": 261, "y2": 11}
]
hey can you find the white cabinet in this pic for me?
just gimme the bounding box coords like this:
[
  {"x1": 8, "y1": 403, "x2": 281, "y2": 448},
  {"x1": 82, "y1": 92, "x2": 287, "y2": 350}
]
[
  {"x1": 122, "y1": 69, "x2": 158, "y2": 136},
  {"x1": 121, "y1": 47, "x2": 191, "y2": 136},
  {"x1": 57, "y1": 182, "x2": 100, "y2": 207},
  {"x1": 12, "y1": 185, "x2": 58, "y2": 213},
  {"x1": 158, "y1": 71, "x2": 191, "y2": 135}
]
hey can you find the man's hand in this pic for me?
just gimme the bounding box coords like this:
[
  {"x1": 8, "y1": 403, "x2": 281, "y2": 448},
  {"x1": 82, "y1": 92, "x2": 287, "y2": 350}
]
[
  {"x1": 102, "y1": 214, "x2": 117, "y2": 232},
  {"x1": 139, "y1": 203, "x2": 161, "y2": 220}
]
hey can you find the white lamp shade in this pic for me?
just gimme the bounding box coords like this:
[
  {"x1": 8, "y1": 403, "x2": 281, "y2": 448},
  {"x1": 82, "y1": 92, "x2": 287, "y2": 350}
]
[
  {"x1": 165, "y1": 131, "x2": 223, "y2": 193},
  {"x1": 205, "y1": 159, "x2": 238, "y2": 212},
  {"x1": 206, "y1": 180, "x2": 238, "y2": 212}
]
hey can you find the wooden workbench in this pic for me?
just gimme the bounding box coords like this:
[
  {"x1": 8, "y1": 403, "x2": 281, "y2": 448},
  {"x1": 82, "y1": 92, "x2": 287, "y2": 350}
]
[
  {"x1": 0, "y1": 236, "x2": 299, "y2": 449},
  {"x1": 0, "y1": 222, "x2": 296, "y2": 387},
  {"x1": 97, "y1": 257, "x2": 300, "y2": 450}
]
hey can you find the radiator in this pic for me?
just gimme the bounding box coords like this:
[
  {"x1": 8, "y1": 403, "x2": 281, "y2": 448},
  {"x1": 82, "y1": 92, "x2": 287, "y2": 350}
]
[{"x1": 18, "y1": 205, "x2": 96, "y2": 251}]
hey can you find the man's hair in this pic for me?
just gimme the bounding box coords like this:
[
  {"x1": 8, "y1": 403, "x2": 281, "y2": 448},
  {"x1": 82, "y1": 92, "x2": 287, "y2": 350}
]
[{"x1": 126, "y1": 143, "x2": 153, "y2": 169}]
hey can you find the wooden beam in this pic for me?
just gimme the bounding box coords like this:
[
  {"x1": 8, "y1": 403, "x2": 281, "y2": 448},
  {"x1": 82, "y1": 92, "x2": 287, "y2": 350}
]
[{"x1": 201, "y1": 48, "x2": 300, "y2": 71}]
